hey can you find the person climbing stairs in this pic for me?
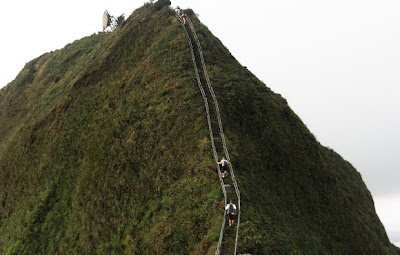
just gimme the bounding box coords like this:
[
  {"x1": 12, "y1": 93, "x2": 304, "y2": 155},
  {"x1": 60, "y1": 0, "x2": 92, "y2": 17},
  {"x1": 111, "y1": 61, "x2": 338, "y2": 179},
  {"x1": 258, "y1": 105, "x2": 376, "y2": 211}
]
[{"x1": 176, "y1": 12, "x2": 241, "y2": 255}]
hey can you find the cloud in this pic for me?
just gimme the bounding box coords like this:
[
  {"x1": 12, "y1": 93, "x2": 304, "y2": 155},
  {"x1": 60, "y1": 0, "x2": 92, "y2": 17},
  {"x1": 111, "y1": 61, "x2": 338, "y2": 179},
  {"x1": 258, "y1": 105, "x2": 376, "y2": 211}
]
[
  {"x1": 375, "y1": 194, "x2": 400, "y2": 245},
  {"x1": 375, "y1": 193, "x2": 400, "y2": 230}
]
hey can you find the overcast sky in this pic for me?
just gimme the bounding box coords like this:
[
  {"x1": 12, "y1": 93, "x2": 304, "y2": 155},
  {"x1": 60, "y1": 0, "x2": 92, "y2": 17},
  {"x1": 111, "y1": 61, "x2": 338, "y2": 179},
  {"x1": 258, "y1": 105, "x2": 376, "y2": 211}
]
[{"x1": 0, "y1": 0, "x2": 399, "y2": 247}]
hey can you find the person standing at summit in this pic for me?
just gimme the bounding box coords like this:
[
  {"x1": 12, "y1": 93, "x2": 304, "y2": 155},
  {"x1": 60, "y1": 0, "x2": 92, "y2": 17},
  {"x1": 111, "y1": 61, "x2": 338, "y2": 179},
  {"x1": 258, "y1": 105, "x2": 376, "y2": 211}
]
[
  {"x1": 181, "y1": 13, "x2": 188, "y2": 24},
  {"x1": 175, "y1": 6, "x2": 181, "y2": 16}
]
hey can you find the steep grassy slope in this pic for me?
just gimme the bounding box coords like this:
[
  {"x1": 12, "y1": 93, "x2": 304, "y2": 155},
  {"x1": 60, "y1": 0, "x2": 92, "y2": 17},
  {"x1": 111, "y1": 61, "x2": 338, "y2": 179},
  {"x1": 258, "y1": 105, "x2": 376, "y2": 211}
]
[
  {"x1": 0, "y1": 4, "x2": 221, "y2": 255},
  {"x1": 185, "y1": 11, "x2": 399, "y2": 254},
  {"x1": 0, "y1": 1, "x2": 399, "y2": 254},
  {"x1": 185, "y1": 12, "x2": 399, "y2": 254}
]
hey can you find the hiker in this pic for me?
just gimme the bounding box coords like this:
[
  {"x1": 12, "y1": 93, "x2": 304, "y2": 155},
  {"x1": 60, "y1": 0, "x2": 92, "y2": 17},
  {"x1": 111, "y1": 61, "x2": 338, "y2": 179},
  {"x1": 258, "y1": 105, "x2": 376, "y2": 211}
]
[
  {"x1": 217, "y1": 156, "x2": 230, "y2": 178},
  {"x1": 175, "y1": 6, "x2": 181, "y2": 16},
  {"x1": 181, "y1": 13, "x2": 188, "y2": 24},
  {"x1": 225, "y1": 200, "x2": 237, "y2": 226}
]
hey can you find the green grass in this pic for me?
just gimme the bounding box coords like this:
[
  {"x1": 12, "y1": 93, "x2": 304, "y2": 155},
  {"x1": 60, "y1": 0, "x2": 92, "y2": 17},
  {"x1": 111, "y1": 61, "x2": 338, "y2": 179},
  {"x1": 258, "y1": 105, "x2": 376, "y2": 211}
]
[{"x1": 0, "y1": 1, "x2": 399, "y2": 254}]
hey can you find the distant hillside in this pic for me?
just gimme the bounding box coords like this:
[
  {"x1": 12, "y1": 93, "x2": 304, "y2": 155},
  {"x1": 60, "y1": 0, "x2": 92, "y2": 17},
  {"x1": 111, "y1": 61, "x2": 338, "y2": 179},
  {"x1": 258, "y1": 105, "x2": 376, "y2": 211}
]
[{"x1": 1, "y1": 1, "x2": 399, "y2": 254}]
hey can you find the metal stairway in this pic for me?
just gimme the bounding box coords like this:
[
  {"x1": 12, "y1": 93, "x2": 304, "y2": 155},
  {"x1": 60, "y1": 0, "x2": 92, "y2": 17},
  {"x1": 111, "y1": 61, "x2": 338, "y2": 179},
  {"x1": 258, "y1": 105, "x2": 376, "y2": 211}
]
[{"x1": 176, "y1": 14, "x2": 242, "y2": 255}]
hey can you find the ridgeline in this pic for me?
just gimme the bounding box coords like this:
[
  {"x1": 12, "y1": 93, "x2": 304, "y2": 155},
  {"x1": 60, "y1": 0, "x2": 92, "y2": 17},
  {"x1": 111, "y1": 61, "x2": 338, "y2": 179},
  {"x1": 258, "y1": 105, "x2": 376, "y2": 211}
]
[{"x1": 0, "y1": 1, "x2": 399, "y2": 254}]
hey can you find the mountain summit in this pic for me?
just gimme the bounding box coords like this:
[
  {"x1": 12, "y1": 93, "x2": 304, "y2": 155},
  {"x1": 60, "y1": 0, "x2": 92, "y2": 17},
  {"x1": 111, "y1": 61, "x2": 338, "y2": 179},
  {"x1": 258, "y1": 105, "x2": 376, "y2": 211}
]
[{"x1": 1, "y1": 1, "x2": 399, "y2": 254}]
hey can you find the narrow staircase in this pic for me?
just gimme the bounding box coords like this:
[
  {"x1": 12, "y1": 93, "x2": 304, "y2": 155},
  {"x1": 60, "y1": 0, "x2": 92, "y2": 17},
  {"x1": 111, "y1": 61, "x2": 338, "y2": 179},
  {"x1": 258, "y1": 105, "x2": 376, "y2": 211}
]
[{"x1": 176, "y1": 13, "x2": 242, "y2": 255}]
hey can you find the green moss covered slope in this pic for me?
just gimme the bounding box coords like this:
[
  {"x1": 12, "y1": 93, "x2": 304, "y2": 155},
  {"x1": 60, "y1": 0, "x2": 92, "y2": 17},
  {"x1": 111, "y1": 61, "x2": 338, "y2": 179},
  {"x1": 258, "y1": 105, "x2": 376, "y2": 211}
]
[{"x1": 0, "y1": 2, "x2": 398, "y2": 254}]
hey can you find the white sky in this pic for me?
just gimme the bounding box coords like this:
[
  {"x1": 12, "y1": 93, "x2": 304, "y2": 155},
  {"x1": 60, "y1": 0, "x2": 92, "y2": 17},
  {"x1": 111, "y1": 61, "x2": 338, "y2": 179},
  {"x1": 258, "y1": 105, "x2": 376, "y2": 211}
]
[{"x1": 0, "y1": 0, "x2": 399, "y2": 246}]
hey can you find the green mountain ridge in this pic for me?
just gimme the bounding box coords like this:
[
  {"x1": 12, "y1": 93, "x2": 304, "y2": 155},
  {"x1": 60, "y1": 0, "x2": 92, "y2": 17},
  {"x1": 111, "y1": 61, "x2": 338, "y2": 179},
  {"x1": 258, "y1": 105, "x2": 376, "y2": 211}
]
[{"x1": 1, "y1": 1, "x2": 399, "y2": 254}]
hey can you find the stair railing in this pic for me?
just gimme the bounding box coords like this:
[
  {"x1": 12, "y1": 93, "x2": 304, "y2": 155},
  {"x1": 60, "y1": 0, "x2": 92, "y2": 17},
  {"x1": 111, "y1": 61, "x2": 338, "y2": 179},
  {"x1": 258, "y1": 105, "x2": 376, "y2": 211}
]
[
  {"x1": 176, "y1": 14, "x2": 227, "y2": 254},
  {"x1": 186, "y1": 16, "x2": 242, "y2": 255}
]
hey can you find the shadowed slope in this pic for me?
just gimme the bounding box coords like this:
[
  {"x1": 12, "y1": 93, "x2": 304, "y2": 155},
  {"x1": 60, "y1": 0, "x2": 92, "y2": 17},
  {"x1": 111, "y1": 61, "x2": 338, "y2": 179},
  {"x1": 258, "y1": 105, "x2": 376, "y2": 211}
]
[{"x1": 185, "y1": 9, "x2": 398, "y2": 255}]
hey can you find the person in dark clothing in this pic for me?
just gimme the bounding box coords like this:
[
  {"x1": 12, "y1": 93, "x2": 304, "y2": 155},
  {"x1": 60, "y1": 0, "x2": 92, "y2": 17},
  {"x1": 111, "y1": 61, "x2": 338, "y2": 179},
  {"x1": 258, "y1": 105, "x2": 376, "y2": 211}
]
[{"x1": 217, "y1": 156, "x2": 230, "y2": 178}]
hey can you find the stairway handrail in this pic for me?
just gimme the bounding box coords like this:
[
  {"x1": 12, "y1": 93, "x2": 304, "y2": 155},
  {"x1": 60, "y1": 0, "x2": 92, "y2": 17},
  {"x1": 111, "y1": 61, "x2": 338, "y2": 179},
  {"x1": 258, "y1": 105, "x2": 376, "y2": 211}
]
[
  {"x1": 176, "y1": 14, "x2": 227, "y2": 255},
  {"x1": 187, "y1": 17, "x2": 241, "y2": 255}
]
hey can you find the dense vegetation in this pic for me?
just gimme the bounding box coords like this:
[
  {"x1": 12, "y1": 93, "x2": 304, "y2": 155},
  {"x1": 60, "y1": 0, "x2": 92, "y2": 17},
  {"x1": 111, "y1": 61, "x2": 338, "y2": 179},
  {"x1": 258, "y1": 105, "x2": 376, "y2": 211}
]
[{"x1": 0, "y1": 1, "x2": 399, "y2": 254}]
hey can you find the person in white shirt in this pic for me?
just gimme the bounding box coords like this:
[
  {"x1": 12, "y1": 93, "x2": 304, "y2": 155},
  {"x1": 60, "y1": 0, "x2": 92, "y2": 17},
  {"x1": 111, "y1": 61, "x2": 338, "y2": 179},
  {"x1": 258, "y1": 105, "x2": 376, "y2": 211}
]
[
  {"x1": 175, "y1": 6, "x2": 181, "y2": 16},
  {"x1": 225, "y1": 200, "x2": 237, "y2": 226},
  {"x1": 217, "y1": 156, "x2": 230, "y2": 178}
]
